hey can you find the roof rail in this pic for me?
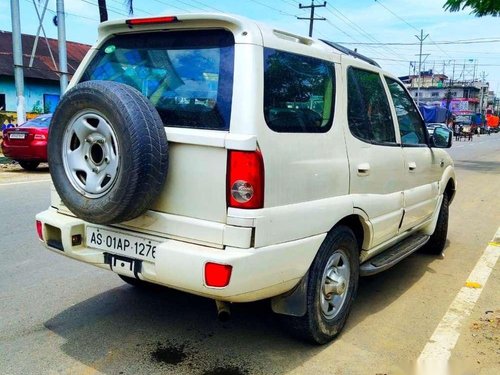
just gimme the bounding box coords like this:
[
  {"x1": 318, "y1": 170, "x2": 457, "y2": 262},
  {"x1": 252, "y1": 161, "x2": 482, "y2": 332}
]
[{"x1": 320, "y1": 39, "x2": 381, "y2": 68}]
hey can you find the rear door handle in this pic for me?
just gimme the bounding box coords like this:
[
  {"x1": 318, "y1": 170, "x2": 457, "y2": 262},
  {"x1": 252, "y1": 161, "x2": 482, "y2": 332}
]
[
  {"x1": 408, "y1": 162, "x2": 417, "y2": 171},
  {"x1": 357, "y1": 163, "x2": 371, "y2": 176}
]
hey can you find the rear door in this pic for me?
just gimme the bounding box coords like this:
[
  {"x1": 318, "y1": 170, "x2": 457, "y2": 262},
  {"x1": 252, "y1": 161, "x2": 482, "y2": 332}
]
[
  {"x1": 80, "y1": 29, "x2": 235, "y2": 225},
  {"x1": 344, "y1": 65, "x2": 405, "y2": 248},
  {"x1": 384, "y1": 78, "x2": 440, "y2": 231}
]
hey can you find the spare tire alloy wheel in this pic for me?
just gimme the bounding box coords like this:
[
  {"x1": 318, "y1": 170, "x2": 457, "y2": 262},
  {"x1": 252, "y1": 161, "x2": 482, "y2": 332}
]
[
  {"x1": 63, "y1": 111, "x2": 119, "y2": 198},
  {"x1": 49, "y1": 81, "x2": 169, "y2": 225}
]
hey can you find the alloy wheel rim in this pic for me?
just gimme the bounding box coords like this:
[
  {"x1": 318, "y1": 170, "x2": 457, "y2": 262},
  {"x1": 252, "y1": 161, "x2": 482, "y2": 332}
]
[
  {"x1": 320, "y1": 249, "x2": 350, "y2": 319},
  {"x1": 62, "y1": 111, "x2": 119, "y2": 198}
]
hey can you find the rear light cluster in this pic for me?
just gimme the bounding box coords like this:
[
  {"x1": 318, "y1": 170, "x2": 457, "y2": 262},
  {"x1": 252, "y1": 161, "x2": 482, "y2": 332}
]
[
  {"x1": 36, "y1": 220, "x2": 43, "y2": 241},
  {"x1": 227, "y1": 150, "x2": 264, "y2": 209}
]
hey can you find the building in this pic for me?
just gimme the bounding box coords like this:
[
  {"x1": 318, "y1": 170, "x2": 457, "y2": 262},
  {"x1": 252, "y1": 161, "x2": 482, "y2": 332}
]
[
  {"x1": 0, "y1": 31, "x2": 90, "y2": 123},
  {"x1": 399, "y1": 69, "x2": 490, "y2": 116}
]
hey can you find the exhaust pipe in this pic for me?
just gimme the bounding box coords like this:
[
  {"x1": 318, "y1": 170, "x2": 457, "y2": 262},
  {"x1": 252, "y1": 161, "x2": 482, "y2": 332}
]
[{"x1": 215, "y1": 300, "x2": 231, "y2": 322}]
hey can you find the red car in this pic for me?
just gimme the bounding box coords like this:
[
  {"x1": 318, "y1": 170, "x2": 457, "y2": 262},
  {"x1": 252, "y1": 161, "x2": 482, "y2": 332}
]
[{"x1": 1, "y1": 114, "x2": 52, "y2": 170}]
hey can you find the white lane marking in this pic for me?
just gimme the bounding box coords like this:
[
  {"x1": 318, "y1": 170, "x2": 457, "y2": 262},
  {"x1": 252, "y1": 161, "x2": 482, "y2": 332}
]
[
  {"x1": 0, "y1": 179, "x2": 51, "y2": 187},
  {"x1": 417, "y1": 227, "x2": 500, "y2": 370}
]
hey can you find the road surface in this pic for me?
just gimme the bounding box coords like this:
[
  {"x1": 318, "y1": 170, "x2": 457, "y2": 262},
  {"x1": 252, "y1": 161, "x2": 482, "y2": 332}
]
[{"x1": 1, "y1": 135, "x2": 499, "y2": 375}]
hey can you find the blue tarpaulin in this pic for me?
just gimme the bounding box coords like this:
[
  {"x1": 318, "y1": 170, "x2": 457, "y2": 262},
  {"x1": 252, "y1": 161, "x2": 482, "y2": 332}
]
[{"x1": 419, "y1": 105, "x2": 449, "y2": 123}]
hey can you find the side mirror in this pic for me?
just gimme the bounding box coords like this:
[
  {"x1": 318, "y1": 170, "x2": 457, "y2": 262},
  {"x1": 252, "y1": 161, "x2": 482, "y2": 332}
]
[{"x1": 430, "y1": 127, "x2": 452, "y2": 148}]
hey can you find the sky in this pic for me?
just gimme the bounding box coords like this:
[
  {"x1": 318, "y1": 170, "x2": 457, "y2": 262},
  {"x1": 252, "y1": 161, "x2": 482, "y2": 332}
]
[{"x1": 2, "y1": 0, "x2": 500, "y2": 92}]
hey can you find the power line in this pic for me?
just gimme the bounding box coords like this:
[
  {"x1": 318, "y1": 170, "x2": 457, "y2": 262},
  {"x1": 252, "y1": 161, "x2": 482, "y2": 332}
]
[
  {"x1": 321, "y1": 4, "x2": 407, "y2": 65},
  {"x1": 149, "y1": 0, "x2": 194, "y2": 13},
  {"x1": 248, "y1": 0, "x2": 299, "y2": 17},
  {"x1": 373, "y1": 0, "x2": 452, "y2": 59},
  {"x1": 336, "y1": 39, "x2": 500, "y2": 46},
  {"x1": 188, "y1": 0, "x2": 226, "y2": 13}
]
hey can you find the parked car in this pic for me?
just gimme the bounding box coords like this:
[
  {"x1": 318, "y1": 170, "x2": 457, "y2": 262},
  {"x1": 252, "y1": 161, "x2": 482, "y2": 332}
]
[
  {"x1": 425, "y1": 122, "x2": 448, "y2": 136},
  {"x1": 36, "y1": 14, "x2": 456, "y2": 344},
  {"x1": 1, "y1": 114, "x2": 52, "y2": 170}
]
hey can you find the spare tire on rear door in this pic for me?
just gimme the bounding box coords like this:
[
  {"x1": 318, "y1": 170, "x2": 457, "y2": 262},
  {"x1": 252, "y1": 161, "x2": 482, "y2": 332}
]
[{"x1": 48, "y1": 80, "x2": 169, "y2": 225}]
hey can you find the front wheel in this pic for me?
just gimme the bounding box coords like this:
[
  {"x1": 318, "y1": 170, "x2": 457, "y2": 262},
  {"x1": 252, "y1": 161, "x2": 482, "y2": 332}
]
[
  {"x1": 284, "y1": 226, "x2": 360, "y2": 344},
  {"x1": 421, "y1": 194, "x2": 449, "y2": 255}
]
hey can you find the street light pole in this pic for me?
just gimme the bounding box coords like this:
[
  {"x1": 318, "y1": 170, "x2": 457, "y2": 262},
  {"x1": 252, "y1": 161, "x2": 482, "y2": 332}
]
[
  {"x1": 56, "y1": 0, "x2": 68, "y2": 93},
  {"x1": 10, "y1": 0, "x2": 26, "y2": 124}
]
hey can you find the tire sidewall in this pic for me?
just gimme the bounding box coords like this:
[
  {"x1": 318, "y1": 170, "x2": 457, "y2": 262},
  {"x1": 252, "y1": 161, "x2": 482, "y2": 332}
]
[
  {"x1": 50, "y1": 90, "x2": 134, "y2": 217},
  {"x1": 48, "y1": 81, "x2": 168, "y2": 224}
]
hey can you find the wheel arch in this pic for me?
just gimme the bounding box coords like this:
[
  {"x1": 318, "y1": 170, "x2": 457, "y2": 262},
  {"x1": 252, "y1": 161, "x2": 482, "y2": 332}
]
[
  {"x1": 444, "y1": 178, "x2": 456, "y2": 204},
  {"x1": 334, "y1": 213, "x2": 371, "y2": 252}
]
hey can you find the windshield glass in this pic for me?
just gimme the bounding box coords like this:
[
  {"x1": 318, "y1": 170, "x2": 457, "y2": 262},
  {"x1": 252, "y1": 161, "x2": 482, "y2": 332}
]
[
  {"x1": 81, "y1": 30, "x2": 234, "y2": 130},
  {"x1": 21, "y1": 115, "x2": 52, "y2": 128}
]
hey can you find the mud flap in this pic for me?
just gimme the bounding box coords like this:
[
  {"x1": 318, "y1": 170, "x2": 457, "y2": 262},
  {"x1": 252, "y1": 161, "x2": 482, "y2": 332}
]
[{"x1": 270, "y1": 273, "x2": 308, "y2": 317}]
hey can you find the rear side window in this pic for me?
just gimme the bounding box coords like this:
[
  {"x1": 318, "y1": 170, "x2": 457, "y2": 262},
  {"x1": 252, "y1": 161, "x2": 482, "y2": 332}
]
[
  {"x1": 264, "y1": 49, "x2": 335, "y2": 133},
  {"x1": 385, "y1": 78, "x2": 427, "y2": 146},
  {"x1": 81, "y1": 30, "x2": 234, "y2": 130},
  {"x1": 347, "y1": 67, "x2": 396, "y2": 144}
]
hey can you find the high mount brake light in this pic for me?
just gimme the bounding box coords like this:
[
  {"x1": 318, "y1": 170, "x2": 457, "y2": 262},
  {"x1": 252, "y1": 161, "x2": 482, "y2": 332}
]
[{"x1": 125, "y1": 16, "x2": 179, "y2": 26}]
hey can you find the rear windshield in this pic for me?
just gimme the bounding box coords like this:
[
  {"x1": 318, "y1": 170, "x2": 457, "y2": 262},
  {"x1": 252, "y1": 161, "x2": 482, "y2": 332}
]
[
  {"x1": 21, "y1": 115, "x2": 52, "y2": 128},
  {"x1": 81, "y1": 30, "x2": 235, "y2": 130}
]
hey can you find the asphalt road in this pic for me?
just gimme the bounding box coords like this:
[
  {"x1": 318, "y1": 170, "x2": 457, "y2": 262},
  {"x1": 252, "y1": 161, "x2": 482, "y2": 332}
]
[{"x1": 1, "y1": 135, "x2": 499, "y2": 375}]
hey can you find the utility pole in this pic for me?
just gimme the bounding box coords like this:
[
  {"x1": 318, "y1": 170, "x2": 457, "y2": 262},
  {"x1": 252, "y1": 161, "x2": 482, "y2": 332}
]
[
  {"x1": 479, "y1": 71, "x2": 488, "y2": 116},
  {"x1": 415, "y1": 29, "x2": 429, "y2": 106},
  {"x1": 10, "y1": 0, "x2": 26, "y2": 124},
  {"x1": 297, "y1": 1, "x2": 326, "y2": 37},
  {"x1": 56, "y1": 0, "x2": 68, "y2": 93}
]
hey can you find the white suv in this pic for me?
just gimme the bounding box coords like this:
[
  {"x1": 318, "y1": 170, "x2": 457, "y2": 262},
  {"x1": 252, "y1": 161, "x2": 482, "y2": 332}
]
[{"x1": 36, "y1": 14, "x2": 456, "y2": 344}]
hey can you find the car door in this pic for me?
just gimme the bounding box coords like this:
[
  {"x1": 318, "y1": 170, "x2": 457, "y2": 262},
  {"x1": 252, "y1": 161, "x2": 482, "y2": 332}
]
[
  {"x1": 384, "y1": 77, "x2": 440, "y2": 231},
  {"x1": 344, "y1": 66, "x2": 405, "y2": 248}
]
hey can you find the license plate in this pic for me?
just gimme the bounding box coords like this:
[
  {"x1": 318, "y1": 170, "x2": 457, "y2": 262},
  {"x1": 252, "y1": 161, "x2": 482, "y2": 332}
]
[
  {"x1": 9, "y1": 133, "x2": 26, "y2": 139},
  {"x1": 87, "y1": 226, "x2": 159, "y2": 261}
]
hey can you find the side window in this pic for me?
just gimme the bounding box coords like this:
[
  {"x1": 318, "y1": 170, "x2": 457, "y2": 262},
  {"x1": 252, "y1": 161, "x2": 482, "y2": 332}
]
[
  {"x1": 263, "y1": 48, "x2": 335, "y2": 133},
  {"x1": 347, "y1": 67, "x2": 396, "y2": 144},
  {"x1": 385, "y1": 78, "x2": 427, "y2": 146}
]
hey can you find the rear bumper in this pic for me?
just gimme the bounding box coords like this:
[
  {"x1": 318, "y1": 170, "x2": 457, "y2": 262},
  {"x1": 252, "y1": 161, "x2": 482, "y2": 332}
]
[
  {"x1": 2, "y1": 143, "x2": 47, "y2": 161},
  {"x1": 36, "y1": 208, "x2": 324, "y2": 302}
]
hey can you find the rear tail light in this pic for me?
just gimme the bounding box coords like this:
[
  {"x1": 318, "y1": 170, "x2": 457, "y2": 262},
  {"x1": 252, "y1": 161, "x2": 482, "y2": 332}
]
[
  {"x1": 126, "y1": 16, "x2": 179, "y2": 26},
  {"x1": 205, "y1": 263, "x2": 232, "y2": 287},
  {"x1": 34, "y1": 134, "x2": 46, "y2": 140},
  {"x1": 227, "y1": 150, "x2": 264, "y2": 209},
  {"x1": 36, "y1": 220, "x2": 43, "y2": 241}
]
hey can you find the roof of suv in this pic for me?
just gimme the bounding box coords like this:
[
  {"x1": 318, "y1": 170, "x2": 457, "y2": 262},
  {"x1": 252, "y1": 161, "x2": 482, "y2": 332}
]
[{"x1": 96, "y1": 13, "x2": 383, "y2": 72}]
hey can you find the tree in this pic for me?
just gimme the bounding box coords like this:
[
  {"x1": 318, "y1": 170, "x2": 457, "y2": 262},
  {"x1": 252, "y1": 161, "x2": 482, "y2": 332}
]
[
  {"x1": 97, "y1": 0, "x2": 134, "y2": 23},
  {"x1": 443, "y1": 0, "x2": 500, "y2": 17}
]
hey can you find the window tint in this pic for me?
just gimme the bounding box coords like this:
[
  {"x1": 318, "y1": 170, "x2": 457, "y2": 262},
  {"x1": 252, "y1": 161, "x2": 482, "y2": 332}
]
[
  {"x1": 264, "y1": 49, "x2": 334, "y2": 133},
  {"x1": 347, "y1": 67, "x2": 396, "y2": 144},
  {"x1": 385, "y1": 78, "x2": 427, "y2": 145},
  {"x1": 81, "y1": 30, "x2": 234, "y2": 130}
]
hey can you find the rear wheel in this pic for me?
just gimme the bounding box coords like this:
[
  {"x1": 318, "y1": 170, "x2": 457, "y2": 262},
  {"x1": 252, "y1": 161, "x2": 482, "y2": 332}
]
[
  {"x1": 283, "y1": 226, "x2": 359, "y2": 344},
  {"x1": 19, "y1": 161, "x2": 40, "y2": 170}
]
